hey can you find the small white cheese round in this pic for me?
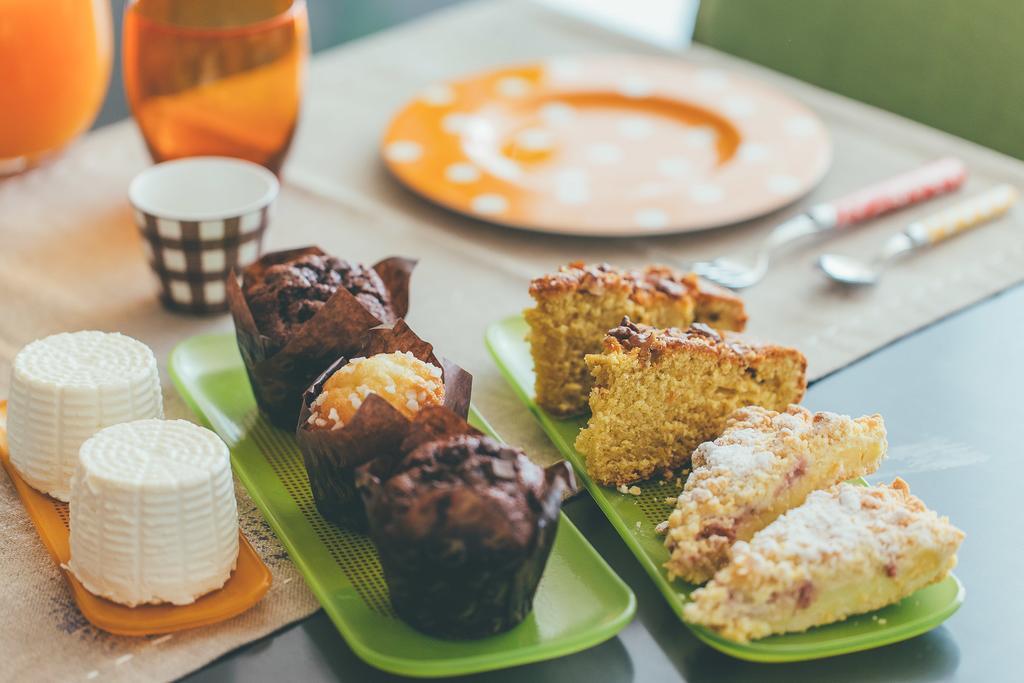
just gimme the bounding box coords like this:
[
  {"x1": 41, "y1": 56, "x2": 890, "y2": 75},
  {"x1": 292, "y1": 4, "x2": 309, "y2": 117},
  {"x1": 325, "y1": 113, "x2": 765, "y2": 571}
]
[
  {"x1": 67, "y1": 419, "x2": 239, "y2": 606},
  {"x1": 6, "y1": 331, "x2": 163, "y2": 501}
]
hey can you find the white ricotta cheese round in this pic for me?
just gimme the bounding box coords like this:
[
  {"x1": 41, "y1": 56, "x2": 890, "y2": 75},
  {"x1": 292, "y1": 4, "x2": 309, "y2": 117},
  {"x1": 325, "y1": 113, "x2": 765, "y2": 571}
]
[
  {"x1": 6, "y1": 331, "x2": 163, "y2": 501},
  {"x1": 67, "y1": 419, "x2": 239, "y2": 606}
]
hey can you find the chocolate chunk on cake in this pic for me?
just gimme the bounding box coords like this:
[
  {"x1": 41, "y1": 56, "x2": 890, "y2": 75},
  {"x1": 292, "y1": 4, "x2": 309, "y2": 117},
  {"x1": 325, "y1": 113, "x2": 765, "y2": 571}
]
[
  {"x1": 358, "y1": 433, "x2": 573, "y2": 639},
  {"x1": 575, "y1": 318, "x2": 806, "y2": 486},
  {"x1": 525, "y1": 262, "x2": 747, "y2": 417},
  {"x1": 244, "y1": 254, "x2": 396, "y2": 353}
]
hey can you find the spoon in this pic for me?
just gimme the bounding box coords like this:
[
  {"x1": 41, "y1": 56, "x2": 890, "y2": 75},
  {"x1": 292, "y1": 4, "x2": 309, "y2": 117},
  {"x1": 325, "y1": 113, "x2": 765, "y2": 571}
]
[{"x1": 819, "y1": 184, "x2": 1018, "y2": 286}]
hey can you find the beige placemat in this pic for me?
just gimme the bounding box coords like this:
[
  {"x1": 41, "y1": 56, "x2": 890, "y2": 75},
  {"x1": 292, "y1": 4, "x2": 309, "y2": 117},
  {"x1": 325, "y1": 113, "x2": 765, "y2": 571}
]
[
  {"x1": 1, "y1": 1, "x2": 1023, "y2": 680},
  {"x1": 0, "y1": 392, "x2": 320, "y2": 683}
]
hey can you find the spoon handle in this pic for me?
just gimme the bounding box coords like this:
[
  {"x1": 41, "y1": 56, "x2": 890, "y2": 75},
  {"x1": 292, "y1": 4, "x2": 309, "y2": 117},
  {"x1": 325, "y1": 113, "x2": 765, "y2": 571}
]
[{"x1": 905, "y1": 184, "x2": 1018, "y2": 245}]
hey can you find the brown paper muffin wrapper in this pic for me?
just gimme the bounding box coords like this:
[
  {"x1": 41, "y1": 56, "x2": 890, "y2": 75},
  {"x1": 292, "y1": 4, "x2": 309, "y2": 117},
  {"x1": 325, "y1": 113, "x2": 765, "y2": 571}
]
[
  {"x1": 356, "y1": 412, "x2": 576, "y2": 639},
  {"x1": 294, "y1": 321, "x2": 473, "y2": 528},
  {"x1": 226, "y1": 246, "x2": 416, "y2": 429}
]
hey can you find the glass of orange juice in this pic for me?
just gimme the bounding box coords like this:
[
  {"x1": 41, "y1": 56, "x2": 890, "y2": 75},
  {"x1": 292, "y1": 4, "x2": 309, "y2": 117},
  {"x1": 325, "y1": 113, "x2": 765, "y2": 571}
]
[
  {"x1": 123, "y1": 0, "x2": 308, "y2": 175},
  {"x1": 0, "y1": 0, "x2": 113, "y2": 175}
]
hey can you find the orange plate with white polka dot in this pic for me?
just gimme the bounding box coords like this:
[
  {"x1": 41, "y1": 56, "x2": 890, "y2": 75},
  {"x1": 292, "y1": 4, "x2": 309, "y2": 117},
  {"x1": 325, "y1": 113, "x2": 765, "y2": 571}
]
[
  {"x1": 0, "y1": 401, "x2": 272, "y2": 636},
  {"x1": 382, "y1": 55, "x2": 832, "y2": 236}
]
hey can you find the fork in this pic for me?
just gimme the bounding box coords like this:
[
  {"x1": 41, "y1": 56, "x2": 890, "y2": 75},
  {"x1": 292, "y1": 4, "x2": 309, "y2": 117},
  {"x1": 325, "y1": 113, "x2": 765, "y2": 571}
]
[{"x1": 688, "y1": 157, "x2": 968, "y2": 289}]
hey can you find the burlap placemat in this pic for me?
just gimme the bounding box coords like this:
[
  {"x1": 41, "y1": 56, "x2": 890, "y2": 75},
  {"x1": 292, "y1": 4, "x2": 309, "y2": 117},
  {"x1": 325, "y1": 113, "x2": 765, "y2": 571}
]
[
  {"x1": 0, "y1": 392, "x2": 320, "y2": 683},
  {"x1": 1, "y1": 1, "x2": 1023, "y2": 680}
]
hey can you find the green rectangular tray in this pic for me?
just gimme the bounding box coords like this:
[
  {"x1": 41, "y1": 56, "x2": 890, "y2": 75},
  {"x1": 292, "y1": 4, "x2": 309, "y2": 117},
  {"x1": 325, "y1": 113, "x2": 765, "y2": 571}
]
[
  {"x1": 485, "y1": 313, "x2": 964, "y2": 663},
  {"x1": 168, "y1": 332, "x2": 635, "y2": 678}
]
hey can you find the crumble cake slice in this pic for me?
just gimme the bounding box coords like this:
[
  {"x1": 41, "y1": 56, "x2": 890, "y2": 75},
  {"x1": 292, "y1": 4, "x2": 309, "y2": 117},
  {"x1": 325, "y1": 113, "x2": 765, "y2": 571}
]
[
  {"x1": 525, "y1": 262, "x2": 747, "y2": 417},
  {"x1": 575, "y1": 319, "x2": 806, "y2": 486},
  {"x1": 684, "y1": 478, "x2": 964, "y2": 642},
  {"x1": 664, "y1": 405, "x2": 887, "y2": 584}
]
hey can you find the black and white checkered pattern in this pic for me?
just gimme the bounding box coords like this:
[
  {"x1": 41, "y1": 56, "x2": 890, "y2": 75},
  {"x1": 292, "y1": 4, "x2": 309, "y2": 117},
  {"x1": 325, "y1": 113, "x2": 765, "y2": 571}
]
[{"x1": 134, "y1": 207, "x2": 269, "y2": 314}]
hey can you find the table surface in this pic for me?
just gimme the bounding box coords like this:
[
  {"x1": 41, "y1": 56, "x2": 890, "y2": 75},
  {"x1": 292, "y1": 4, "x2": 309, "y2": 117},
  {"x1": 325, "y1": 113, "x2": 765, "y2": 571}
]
[
  {"x1": 4, "y1": 2, "x2": 1022, "y2": 680},
  {"x1": 182, "y1": 282, "x2": 1022, "y2": 682}
]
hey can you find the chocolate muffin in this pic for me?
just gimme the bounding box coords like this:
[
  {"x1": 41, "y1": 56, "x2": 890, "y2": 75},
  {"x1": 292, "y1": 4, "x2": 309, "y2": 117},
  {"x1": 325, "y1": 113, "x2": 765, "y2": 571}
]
[
  {"x1": 244, "y1": 254, "x2": 396, "y2": 353},
  {"x1": 226, "y1": 247, "x2": 415, "y2": 429},
  {"x1": 358, "y1": 434, "x2": 574, "y2": 639}
]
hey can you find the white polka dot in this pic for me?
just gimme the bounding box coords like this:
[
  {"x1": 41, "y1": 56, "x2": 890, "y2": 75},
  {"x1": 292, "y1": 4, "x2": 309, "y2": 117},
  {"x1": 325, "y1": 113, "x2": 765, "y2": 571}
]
[
  {"x1": 442, "y1": 113, "x2": 472, "y2": 134},
  {"x1": 737, "y1": 143, "x2": 770, "y2": 162},
  {"x1": 556, "y1": 168, "x2": 587, "y2": 184},
  {"x1": 785, "y1": 116, "x2": 818, "y2": 137},
  {"x1": 618, "y1": 116, "x2": 655, "y2": 140},
  {"x1": 619, "y1": 77, "x2": 653, "y2": 99},
  {"x1": 488, "y1": 157, "x2": 523, "y2": 180},
  {"x1": 385, "y1": 140, "x2": 422, "y2": 163},
  {"x1": 420, "y1": 84, "x2": 454, "y2": 106},
  {"x1": 634, "y1": 208, "x2": 669, "y2": 229},
  {"x1": 633, "y1": 182, "x2": 664, "y2": 199},
  {"x1": 556, "y1": 185, "x2": 590, "y2": 206},
  {"x1": 689, "y1": 183, "x2": 725, "y2": 204},
  {"x1": 445, "y1": 163, "x2": 480, "y2": 184},
  {"x1": 545, "y1": 58, "x2": 583, "y2": 80},
  {"x1": 695, "y1": 69, "x2": 729, "y2": 90},
  {"x1": 723, "y1": 95, "x2": 756, "y2": 119},
  {"x1": 685, "y1": 127, "x2": 716, "y2": 149},
  {"x1": 515, "y1": 127, "x2": 554, "y2": 151},
  {"x1": 767, "y1": 174, "x2": 802, "y2": 195},
  {"x1": 471, "y1": 193, "x2": 509, "y2": 215},
  {"x1": 496, "y1": 76, "x2": 531, "y2": 98},
  {"x1": 555, "y1": 168, "x2": 590, "y2": 205},
  {"x1": 539, "y1": 102, "x2": 575, "y2": 125},
  {"x1": 586, "y1": 143, "x2": 623, "y2": 165},
  {"x1": 657, "y1": 157, "x2": 693, "y2": 178}
]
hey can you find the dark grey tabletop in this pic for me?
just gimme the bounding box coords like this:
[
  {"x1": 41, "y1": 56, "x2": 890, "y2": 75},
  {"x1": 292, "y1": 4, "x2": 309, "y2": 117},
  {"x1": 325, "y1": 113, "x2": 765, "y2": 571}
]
[{"x1": 183, "y1": 283, "x2": 1023, "y2": 682}]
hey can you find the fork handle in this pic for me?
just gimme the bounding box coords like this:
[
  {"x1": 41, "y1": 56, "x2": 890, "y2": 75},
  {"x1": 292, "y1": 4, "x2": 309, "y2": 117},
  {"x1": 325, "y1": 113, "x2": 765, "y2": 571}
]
[{"x1": 816, "y1": 157, "x2": 968, "y2": 229}]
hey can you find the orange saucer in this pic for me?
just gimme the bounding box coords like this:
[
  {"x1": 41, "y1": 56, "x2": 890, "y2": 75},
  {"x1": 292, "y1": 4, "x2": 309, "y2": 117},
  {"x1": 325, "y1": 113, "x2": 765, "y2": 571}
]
[{"x1": 0, "y1": 401, "x2": 271, "y2": 636}]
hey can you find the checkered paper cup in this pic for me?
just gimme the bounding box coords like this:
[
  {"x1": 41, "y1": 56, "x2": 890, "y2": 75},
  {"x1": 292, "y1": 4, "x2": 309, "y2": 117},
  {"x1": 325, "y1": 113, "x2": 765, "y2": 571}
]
[{"x1": 129, "y1": 157, "x2": 279, "y2": 314}]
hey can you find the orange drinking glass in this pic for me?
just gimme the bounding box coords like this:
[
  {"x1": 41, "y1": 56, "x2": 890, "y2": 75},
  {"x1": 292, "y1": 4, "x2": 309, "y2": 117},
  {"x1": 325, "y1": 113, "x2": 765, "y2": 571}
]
[
  {"x1": 123, "y1": 0, "x2": 308, "y2": 175},
  {"x1": 0, "y1": 0, "x2": 113, "y2": 175}
]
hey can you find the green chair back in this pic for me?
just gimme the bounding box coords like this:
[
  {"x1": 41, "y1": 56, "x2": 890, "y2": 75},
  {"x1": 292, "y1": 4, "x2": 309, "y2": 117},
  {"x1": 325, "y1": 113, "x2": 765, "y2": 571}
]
[{"x1": 694, "y1": 0, "x2": 1024, "y2": 160}]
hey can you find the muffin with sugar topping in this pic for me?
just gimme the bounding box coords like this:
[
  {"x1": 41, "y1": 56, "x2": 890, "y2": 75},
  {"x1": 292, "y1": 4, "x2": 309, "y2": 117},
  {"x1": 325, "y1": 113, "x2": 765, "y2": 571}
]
[
  {"x1": 295, "y1": 322, "x2": 472, "y2": 528},
  {"x1": 305, "y1": 351, "x2": 445, "y2": 431}
]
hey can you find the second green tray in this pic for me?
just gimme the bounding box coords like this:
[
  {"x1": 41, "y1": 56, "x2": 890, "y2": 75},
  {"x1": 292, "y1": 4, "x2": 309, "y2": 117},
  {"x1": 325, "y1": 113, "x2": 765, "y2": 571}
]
[
  {"x1": 485, "y1": 313, "x2": 964, "y2": 663},
  {"x1": 169, "y1": 332, "x2": 635, "y2": 678}
]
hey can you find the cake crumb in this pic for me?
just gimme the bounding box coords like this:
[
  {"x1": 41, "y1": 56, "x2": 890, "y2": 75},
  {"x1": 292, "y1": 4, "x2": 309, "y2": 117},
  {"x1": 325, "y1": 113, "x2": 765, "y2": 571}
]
[
  {"x1": 628, "y1": 485, "x2": 642, "y2": 496},
  {"x1": 635, "y1": 521, "x2": 642, "y2": 530},
  {"x1": 877, "y1": 618, "x2": 887, "y2": 625},
  {"x1": 655, "y1": 520, "x2": 669, "y2": 535},
  {"x1": 617, "y1": 484, "x2": 629, "y2": 494}
]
